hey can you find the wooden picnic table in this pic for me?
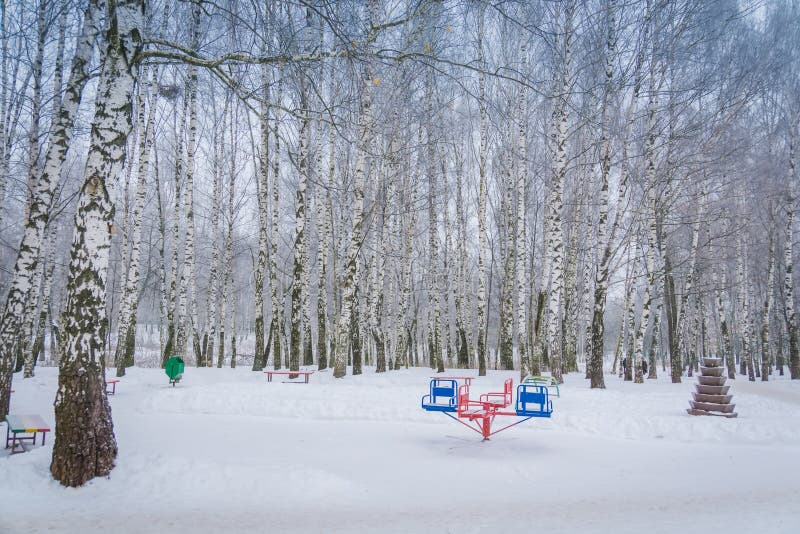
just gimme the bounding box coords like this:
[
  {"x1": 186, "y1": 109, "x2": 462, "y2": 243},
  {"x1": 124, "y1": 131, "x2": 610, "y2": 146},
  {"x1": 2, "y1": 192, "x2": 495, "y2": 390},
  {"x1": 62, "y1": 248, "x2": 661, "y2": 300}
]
[
  {"x1": 430, "y1": 375, "x2": 476, "y2": 386},
  {"x1": 264, "y1": 370, "x2": 315, "y2": 383},
  {"x1": 106, "y1": 379, "x2": 120, "y2": 395},
  {"x1": 5, "y1": 414, "x2": 50, "y2": 454}
]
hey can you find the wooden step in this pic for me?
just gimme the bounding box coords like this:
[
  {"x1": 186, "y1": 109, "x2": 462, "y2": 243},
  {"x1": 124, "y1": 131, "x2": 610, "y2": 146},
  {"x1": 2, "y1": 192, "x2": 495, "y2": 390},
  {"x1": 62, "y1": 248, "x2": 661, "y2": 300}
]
[
  {"x1": 687, "y1": 408, "x2": 738, "y2": 418},
  {"x1": 699, "y1": 366, "x2": 724, "y2": 377},
  {"x1": 692, "y1": 392, "x2": 733, "y2": 404},
  {"x1": 698, "y1": 375, "x2": 727, "y2": 386},
  {"x1": 695, "y1": 384, "x2": 730, "y2": 395},
  {"x1": 702, "y1": 358, "x2": 723, "y2": 368},
  {"x1": 689, "y1": 400, "x2": 736, "y2": 413}
]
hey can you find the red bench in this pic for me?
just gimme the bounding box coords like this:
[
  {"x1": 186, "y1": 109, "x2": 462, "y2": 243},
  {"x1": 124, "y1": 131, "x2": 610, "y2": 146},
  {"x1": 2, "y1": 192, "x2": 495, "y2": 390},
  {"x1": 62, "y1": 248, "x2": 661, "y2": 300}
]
[
  {"x1": 106, "y1": 379, "x2": 120, "y2": 395},
  {"x1": 264, "y1": 370, "x2": 315, "y2": 383}
]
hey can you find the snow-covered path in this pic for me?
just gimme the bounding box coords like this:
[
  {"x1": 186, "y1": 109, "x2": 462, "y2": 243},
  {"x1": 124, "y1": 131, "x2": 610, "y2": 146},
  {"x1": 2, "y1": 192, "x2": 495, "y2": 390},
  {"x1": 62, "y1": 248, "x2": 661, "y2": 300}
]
[{"x1": 2, "y1": 367, "x2": 799, "y2": 533}]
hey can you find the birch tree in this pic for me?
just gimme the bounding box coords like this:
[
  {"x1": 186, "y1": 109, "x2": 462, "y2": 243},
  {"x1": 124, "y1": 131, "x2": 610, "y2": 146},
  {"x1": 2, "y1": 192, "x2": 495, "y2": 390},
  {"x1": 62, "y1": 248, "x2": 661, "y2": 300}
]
[
  {"x1": 785, "y1": 133, "x2": 800, "y2": 379},
  {"x1": 761, "y1": 230, "x2": 776, "y2": 381},
  {"x1": 671, "y1": 189, "x2": 705, "y2": 382},
  {"x1": 475, "y1": 4, "x2": 488, "y2": 377},
  {"x1": 588, "y1": 0, "x2": 620, "y2": 389},
  {"x1": 218, "y1": 105, "x2": 238, "y2": 368},
  {"x1": 269, "y1": 74, "x2": 283, "y2": 370},
  {"x1": 182, "y1": 0, "x2": 202, "y2": 366},
  {"x1": 317, "y1": 91, "x2": 335, "y2": 371},
  {"x1": 332, "y1": 2, "x2": 376, "y2": 378},
  {"x1": 252, "y1": 61, "x2": 270, "y2": 371},
  {"x1": 204, "y1": 96, "x2": 226, "y2": 368},
  {"x1": 51, "y1": 0, "x2": 144, "y2": 487},
  {"x1": 0, "y1": 0, "x2": 105, "y2": 417},
  {"x1": 113, "y1": 57, "x2": 159, "y2": 376}
]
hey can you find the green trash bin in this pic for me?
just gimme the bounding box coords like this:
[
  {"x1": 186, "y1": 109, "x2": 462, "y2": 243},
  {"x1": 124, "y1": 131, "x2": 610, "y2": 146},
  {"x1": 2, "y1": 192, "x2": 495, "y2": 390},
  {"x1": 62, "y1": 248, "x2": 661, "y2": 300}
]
[{"x1": 165, "y1": 356, "x2": 185, "y2": 386}]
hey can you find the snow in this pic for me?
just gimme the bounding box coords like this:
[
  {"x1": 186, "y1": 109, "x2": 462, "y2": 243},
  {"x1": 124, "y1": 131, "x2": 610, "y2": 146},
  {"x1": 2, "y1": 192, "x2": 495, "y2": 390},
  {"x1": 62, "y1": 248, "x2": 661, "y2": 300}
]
[{"x1": 2, "y1": 366, "x2": 799, "y2": 533}]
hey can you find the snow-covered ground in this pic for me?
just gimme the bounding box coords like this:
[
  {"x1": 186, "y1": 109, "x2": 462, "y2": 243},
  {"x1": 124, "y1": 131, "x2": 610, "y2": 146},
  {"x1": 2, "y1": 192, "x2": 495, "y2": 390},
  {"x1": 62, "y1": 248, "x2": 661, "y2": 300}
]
[{"x1": 2, "y1": 366, "x2": 799, "y2": 533}]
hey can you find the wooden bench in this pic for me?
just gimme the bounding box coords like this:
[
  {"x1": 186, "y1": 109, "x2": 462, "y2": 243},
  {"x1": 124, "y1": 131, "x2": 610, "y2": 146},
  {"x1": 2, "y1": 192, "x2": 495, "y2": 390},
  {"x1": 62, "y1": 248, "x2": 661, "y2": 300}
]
[
  {"x1": 5, "y1": 414, "x2": 50, "y2": 454},
  {"x1": 106, "y1": 379, "x2": 120, "y2": 395},
  {"x1": 264, "y1": 370, "x2": 315, "y2": 383}
]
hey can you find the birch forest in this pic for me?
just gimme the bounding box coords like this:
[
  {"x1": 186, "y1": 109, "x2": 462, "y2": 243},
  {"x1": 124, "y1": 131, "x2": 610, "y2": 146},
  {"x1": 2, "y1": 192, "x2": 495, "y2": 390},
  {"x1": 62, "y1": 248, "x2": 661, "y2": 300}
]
[{"x1": 0, "y1": 0, "x2": 799, "y2": 485}]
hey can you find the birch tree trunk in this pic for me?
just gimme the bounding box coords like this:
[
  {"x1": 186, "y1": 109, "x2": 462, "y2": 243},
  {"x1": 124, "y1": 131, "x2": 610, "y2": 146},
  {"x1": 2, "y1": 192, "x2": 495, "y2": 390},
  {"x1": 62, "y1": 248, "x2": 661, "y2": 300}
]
[
  {"x1": 113, "y1": 61, "x2": 157, "y2": 376},
  {"x1": 454, "y1": 152, "x2": 471, "y2": 369},
  {"x1": 182, "y1": 0, "x2": 202, "y2": 366},
  {"x1": 425, "y1": 77, "x2": 443, "y2": 374},
  {"x1": 544, "y1": 1, "x2": 576, "y2": 385},
  {"x1": 253, "y1": 63, "x2": 270, "y2": 371},
  {"x1": 476, "y1": 5, "x2": 489, "y2": 376},
  {"x1": 648, "y1": 283, "x2": 663, "y2": 378},
  {"x1": 204, "y1": 98, "x2": 226, "y2": 368},
  {"x1": 269, "y1": 75, "x2": 283, "y2": 370},
  {"x1": 317, "y1": 106, "x2": 335, "y2": 371},
  {"x1": 499, "y1": 142, "x2": 515, "y2": 371},
  {"x1": 50, "y1": 2, "x2": 68, "y2": 129},
  {"x1": 737, "y1": 232, "x2": 756, "y2": 380},
  {"x1": 394, "y1": 164, "x2": 416, "y2": 370},
  {"x1": 633, "y1": 235, "x2": 654, "y2": 384},
  {"x1": 613, "y1": 247, "x2": 633, "y2": 376},
  {"x1": 441, "y1": 161, "x2": 454, "y2": 369},
  {"x1": 624, "y1": 240, "x2": 639, "y2": 382},
  {"x1": 23, "y1": 0, "x2": 47, "y2": 220},
  {"x1": 588, "y1": 0, "x2": 618, "y2": 389},
  {"x1": 25, "y1": 15, "x2": 69, "y2": 373},
  {"x1": 371, "y1": 169, "x2": 388, "y2": 373},
  {"x1": 0, "y1": 0, "x2": 105, "y2": 417},
  {"x1": 761, "y1": 231, "x2": 776, "y2": 381},
  {"x1": 230, "y1": 290, "x2": 237, "y2": 369},
  {"x1": 155, "y1": 150, "x2": 168, "y2": 363},
  {"x1": 562, "y1": 213, "x2": 580, "y2": 375},
  {"x1": 785, "y1": 134, "x2": 800, "y2": 379},
  {"x1": 168, "y1": 92, "x2": 190, "y2": 364},
  {"x1": 671, "y1": 190, "x2": 704, "y2": 382},
  {"x1": 581, "y1": 194, "x2": 595, "y2": 376},
  {"x1": 713, "y1": 241, "x2": 735, "y2": 379},
  {"x1": 51, "y1": 0, "x2": 144, "y2": 487},
  {"x1": 332, "y1": 6, "x2": 376, "y2": 377},
  {"x1": 0, "y1": 4, "x2": 9, "y2": 228},
  {"x1": 219, "y1": 108, "x2": 237, "y2": 368},
  {"x1": 27, "y1": 220, "x2": 58, "y2": 373},
  {"x1": 162, "y1": 118, "x2": 184, "y2": 367},
  {"x1": 16, "y1": 2, "x2": 48, "y2": 368},
  {"x1": 290, "y1": 84, "x2": 310, "y2": 377}
]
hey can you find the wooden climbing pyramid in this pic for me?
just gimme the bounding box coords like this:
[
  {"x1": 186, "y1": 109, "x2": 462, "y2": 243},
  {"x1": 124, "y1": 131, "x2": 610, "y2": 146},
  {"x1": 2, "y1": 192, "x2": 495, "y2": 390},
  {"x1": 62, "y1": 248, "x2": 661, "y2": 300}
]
[{"x1": 687, "y1": 357, "x2": 738, "y2": 418}]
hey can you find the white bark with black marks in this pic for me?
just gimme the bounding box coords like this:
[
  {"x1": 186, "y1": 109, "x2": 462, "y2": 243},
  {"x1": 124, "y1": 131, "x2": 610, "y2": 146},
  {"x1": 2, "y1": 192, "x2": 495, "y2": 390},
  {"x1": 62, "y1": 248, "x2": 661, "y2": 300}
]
[
  {"x1": 114, "y1": 61, "x2": 158, "y2": 376},
  {"x1": 0, "y1": 0, "x2": 105, "y2": 417},
  {"x1": 333, "y1": 14, "x2": 375, "y2": 378},
  {"x1": 51, "y1": 0, "x2": 144, "y2": 487},
  {"x1": 476, "y1": 4, "x2": 488, "y2": 376},
  {"x1": 786, "y1": 133, "x2": 799, "y2": 379}
]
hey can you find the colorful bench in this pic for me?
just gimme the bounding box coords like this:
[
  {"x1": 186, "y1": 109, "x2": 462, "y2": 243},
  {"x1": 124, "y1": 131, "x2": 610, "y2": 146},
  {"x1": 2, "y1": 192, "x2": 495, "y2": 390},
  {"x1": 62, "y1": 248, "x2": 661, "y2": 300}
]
[
  {"x1": 522, "y1": 375, "x2": 560, "y2": 397},
  {"x1": 5, "y1": 414, "x2": 51, "y2": 454}
]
